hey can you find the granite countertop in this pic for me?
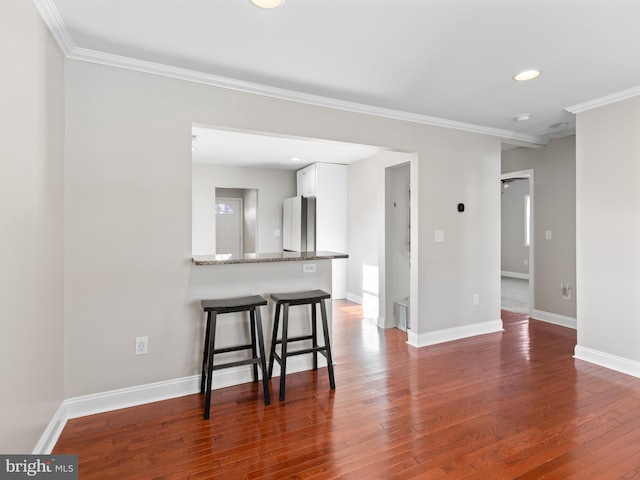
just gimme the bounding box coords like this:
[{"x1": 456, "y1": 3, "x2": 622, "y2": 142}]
[{"x1": 192, "y1": 251, "x2": 348, "y2": 266}]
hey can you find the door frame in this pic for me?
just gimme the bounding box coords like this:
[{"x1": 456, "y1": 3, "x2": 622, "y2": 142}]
[
  {"x1": 215, "y1": 196, "x2": 244, "y2": 256},
  {"x1": 501, "y1": 169, "x2": 534, "y2": 315}
]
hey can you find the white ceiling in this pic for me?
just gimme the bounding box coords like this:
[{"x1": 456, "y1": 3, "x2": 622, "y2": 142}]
[
  {"x1": 192, "y1": 127, "x2": 379, "y2": 169},
  {"x1": 38, "y1": 0, "x2": 640, "y2": 166}
]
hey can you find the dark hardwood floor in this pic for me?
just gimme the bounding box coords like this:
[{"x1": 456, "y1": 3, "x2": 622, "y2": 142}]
[{"x1": 54, "y1": 303, "x2": 640, "y2": 479}]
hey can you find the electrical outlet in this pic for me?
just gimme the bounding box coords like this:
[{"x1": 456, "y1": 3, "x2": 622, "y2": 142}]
[
  {"x1": 135, "y1": 336, "x2": 148, "y2": 355},
  {"x1": 303, "y1": 263, "x2": 316, "y2": 273},
  {"x1": 561, "y1": 284, "x2": 571, "y2": 300},
  {"x1": 473, "y1": 294, "x2": 480, "y2": 306}
]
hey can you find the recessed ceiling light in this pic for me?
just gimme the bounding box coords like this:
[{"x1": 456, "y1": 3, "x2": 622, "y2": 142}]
[
  {"x1": 513, "y1": 70, "x2": 541, "y2": 82},
  {"x1": 514, "y1": 113, "x2": 532, "y2": 122},
  {"x1": 548, "y1": 122, "x2": 569, "y2": 129},
  {"x1": 250, "y1": 0, "x2": 285, "y2": 8},
  {"x1": 290, "y1": 157, "x2": 301, "y2": 162}
]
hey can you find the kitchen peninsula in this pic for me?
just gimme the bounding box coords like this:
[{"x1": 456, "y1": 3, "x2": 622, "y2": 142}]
[
  {"x1": 192, "y1": 250, "x2": 347, "y2": 266},
  {"x1": 189, "y1": 251, "x2": 348, "y2": 388}
]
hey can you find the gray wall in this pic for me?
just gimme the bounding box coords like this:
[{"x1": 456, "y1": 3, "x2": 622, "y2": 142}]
[
  {"x1": 62, "y1": 57, "x2": 501, "y2": 398},
  {"x1": 501, "y1": 179, "x2": 530, "y2": 276},
  {"x1": 0, "y1": 1, "x2": 65, "y2": 453},
  {"x1": 192, "y1": 164, "x2": 295, "y2": 254},
  {"x1": 576, "y1": 96, "x2": 640, "y2": 364},
  {"x1": 502, "y1": 136, "x2": 576, "y2": 318},
  {"x1": 3, "y1": 6, "x2": 505, "y2": 447}
]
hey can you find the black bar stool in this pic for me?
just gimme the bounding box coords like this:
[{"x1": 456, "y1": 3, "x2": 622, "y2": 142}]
[
  {"x1": 268, "y1": 289, "x2": 335, "y2": 401},
  {"x1": 200, "y1": 295, "x2": 270, "y2": 419}
]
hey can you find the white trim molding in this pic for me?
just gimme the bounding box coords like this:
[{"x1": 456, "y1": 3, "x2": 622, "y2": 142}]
[
  {"x1": 33, "y1": 0, "x2": 75, "y2": 55},
  {"x1": 565, "y1": 86, "x2": 640, "y2": 114},
  {"x1": 501, "y1": 271, "x2": 530, "y2": 280},
  {"x1": 531, "y1": 309, "x2": 577, "y2": 330},
  {"x1": 32, "y1": 403, "x2": 67, "y2": 455},
  {"x1": 574, "y1": 345, "x2": 640, "y2": 379},
  {"x1": 33, "y1": 0, "x2": 547, "y2": 148},
  {"x1": 407, "y1": 319, "x2": 503, "y2": 348},
  {"x1": 346, "y1": 292, "x2": 363, "y2": 304}
]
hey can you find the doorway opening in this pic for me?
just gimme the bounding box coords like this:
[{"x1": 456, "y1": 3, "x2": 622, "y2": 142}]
[
  {"x1": 500, "y1": 169, "x2": 534, "y2": 315},
  {"x1": 383, "y1": 158, "x2": 414, "y2": 333},
  {"x1": 215, "y1": 187, "x2": 258, "y2": 256}
]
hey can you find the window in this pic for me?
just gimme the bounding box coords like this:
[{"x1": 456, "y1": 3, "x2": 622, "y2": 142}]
[
  {"x1": 215, "y1": 203, "x2": 234, "y2": 215},
  {"x1": 524, "y1": 194, "x2": 531, "y2": 247}
]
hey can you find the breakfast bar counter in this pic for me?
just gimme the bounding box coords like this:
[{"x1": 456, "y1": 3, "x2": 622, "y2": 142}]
[
  {"x1": 188, "y1": 251, "x2": 348, "y2": 390},
  {"x1": 192, "y1": 250, "x2": 348, "y2": 265}
]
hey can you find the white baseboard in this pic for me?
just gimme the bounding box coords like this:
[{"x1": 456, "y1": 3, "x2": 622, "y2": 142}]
[
  {"x1": 531, "y1": 309, "x2": 577, "y2": 329},
  {"x1": 407, "y1": 319, "x2": 503, "y2": 348},
  {"x1": 345, "y1": 292, "x2": 363, "y2": 304},
  {"x1": 501, "y1": 271, "x2": 530, "y2": 280},
  {"x1": 32, "y1": 402, "x2": 68, "y2": 455},
  {"x1": 574, "y1": 345, "x2": 640, "y2": 379},
  {"x1": 33, "y1": 356, "x2": 320, "y2": 454}
]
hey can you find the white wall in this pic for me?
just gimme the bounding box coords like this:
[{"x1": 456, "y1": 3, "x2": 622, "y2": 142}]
[
  {"x1": 62, "y1": 58, "x2": 502, "y2": 397},
  {"x1": 418, "y1": 129, "x2": 501, "y2": 334},
  {"x1": 575, "y1": 97, "x2": 640, "y2": 367},
  {"x1": 347, "y1": 154, "x2": 381, "y2": 317},
  {"x1": 192, "y1": 163, "x2": 296, "y2": 254},
  {"x1": 314, "y1": 163, "x2": 348, "y2": 298},
  {"x1": 347, "y1": 151, "x2": 416, "y2": 324},
  {"x1": 502, "y1": 136, "x2": 576, "y2": 319},
  {"x1": 0, "y1": 0, "x2": 65, "y2": 453}
]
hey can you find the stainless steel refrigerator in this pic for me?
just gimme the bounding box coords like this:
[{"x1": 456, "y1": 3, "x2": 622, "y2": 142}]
[{"x1": 283, "y1": 196, "x2": 316, "y2": 252}]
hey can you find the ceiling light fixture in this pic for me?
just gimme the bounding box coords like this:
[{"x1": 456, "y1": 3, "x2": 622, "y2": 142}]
[
  {"x1": 514, "y1": 113, "x2": 532, "y2": 122},
  {"x1": 250, "y1": 0, "x2": 285, "y2": 9},
  {"x1": 290, "y1": 157, "x2": 301, "y2": 162},
  {"x1": 548, "y1": 122, "x2": 569, "y2": 129},
  {"x1": 513, "y1": 70, "x2": 541, "y2": 82}
]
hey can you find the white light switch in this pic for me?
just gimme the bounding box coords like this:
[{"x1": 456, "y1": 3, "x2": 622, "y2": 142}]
[
  {"x1": 545, "y1": 230, "x2": 552, "y2": 240},
  {"x1": 434, "y1": 230, "x2": 444, "y2": 242}
]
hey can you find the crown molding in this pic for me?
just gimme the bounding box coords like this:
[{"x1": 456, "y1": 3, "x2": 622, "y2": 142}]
[
  {"x1": 34, "y1": 0, "x2": 547, "y2": 147},
  {"x1": 565, "y1": 85, "x2": 640, "y2": 114},
  {"x1": 33, "y1": 0, "x2": 75, "y2": 55},
  {"x1": 69, "y1": 48, "x2": 550, "y2": 147}
]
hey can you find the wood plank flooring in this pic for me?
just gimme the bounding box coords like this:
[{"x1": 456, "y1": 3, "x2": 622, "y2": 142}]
[{"x1": 53, "y1": 303, "x2": 640, "y2": 479}]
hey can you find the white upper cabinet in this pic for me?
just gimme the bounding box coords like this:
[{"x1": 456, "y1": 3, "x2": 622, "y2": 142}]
[{"x1": 296, "y1": 163, "x2": 317, "y2": 197}]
